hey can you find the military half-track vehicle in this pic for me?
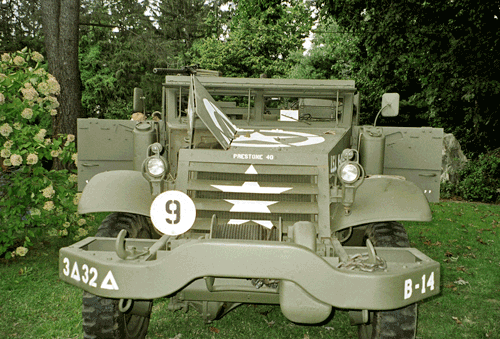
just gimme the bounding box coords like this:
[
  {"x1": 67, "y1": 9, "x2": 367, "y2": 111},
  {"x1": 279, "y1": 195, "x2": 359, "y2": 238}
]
[{"x1": 60, "y1": 74, "x2": 442, "y2": 338}]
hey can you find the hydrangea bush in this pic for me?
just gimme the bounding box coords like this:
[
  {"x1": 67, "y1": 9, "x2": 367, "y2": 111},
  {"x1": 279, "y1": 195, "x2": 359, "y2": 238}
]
[{"x1": 0, "y1": 48, "x2": 89, "y2": 259}]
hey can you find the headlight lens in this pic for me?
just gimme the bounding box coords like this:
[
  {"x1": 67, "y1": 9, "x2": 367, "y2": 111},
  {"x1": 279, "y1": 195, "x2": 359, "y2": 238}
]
[
  {"x1": 146, "y1": 157, "x2": 165, "y2": 177},
  {"x1": 339, "y1": 163, "x2": 360, "y2": 184}
]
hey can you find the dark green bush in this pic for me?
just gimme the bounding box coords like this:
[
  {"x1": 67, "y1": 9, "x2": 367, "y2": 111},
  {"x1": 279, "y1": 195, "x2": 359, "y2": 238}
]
[{"x1": 441, "y1": 151, "x2": 500, "y2": 203}]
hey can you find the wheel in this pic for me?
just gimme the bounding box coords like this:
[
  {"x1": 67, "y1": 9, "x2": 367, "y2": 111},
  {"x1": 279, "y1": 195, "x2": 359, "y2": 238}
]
[
  {"x1": 82, "y1": 213, "x2": 155, "y2": 339},
  {"x1": 358, "y1": 222, "x2": 417, "y2": 339}
]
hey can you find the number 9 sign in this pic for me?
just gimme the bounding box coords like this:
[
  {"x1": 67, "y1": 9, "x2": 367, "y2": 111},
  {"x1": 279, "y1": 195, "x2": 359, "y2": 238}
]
[{"x1": 150, "y1": 191, "x2": 196, "y2": 236}]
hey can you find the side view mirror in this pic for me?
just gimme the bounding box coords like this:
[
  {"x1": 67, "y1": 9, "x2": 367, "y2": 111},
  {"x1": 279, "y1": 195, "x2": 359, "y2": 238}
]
[
  {"x1": 381, "y1": 93, "x2": 399, "y2": 117},
  {"x1": 133, "y1": 87, "x2": 144, "y2": 113}
]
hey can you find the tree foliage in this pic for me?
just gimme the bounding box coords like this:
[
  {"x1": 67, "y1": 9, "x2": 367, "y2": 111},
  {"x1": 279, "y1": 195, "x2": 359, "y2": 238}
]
[
  {"x1": 319, "y1": 0, "x2": 500, "y2": 155},
  {"x1": 79, "y1": 0, "x2": 212, "y2": 119},
  {"x1": 0, "y1": 0, "x2": 43, "y2": 52},
  {"x1": 288, "y1": 18, "x2": 359, "y2": 80},
  {"x1": 191, "y1": 0, "x2": 314, "y2": 78}
]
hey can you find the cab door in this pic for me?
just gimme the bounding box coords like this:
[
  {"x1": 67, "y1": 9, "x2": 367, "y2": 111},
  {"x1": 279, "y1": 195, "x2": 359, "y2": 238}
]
[
  {"x1": 382, "y1": 127, "x2": 443, "y2": 202},
  {"x1": 77, "y1": 119, "x2": 137, "y2": 190}
]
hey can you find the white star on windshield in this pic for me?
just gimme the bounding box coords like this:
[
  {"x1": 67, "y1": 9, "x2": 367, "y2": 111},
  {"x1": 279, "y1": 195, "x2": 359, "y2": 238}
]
[
  {"x1": 212, "y1": 182, "x2": 292, "y2": 194},
  {"x1": 233, "y1": 131, "x2": 295, "y2": 145}
]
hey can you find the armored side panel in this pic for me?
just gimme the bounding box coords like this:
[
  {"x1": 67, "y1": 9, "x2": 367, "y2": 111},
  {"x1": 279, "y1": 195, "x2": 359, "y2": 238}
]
[
  {"x1": 77, "y1": 119, "x2": 137, "y2": 190},
  {"x1": 382, "y1": 127, "x2": 443, "y2": 202}
]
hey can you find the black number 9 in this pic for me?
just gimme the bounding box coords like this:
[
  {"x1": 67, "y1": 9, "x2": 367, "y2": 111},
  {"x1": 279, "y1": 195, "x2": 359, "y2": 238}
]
[{"x1": 165, "y1": 200, "x2": 181, "y2": 224}]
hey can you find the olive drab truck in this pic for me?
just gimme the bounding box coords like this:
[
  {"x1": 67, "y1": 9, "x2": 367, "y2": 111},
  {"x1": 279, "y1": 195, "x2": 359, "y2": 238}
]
[{"x1": 60, "y1": 73, "x2": 442, "y2": 339}]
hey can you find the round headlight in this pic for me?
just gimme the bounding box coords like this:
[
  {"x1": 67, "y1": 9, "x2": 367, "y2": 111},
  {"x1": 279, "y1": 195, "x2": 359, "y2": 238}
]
[
  {"x1": 339, "y1": 163, "x2": 360, "y2": 184},
  {"x1": 146, "y1": 157, "x2": 165, "y2": 177}
]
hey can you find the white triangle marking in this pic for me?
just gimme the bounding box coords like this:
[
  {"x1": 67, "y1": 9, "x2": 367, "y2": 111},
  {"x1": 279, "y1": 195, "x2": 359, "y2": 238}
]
[
  {"x1": 71, "y1": 261, "x2": 80, "y2": 281},
  {"x1": 245, "y1": 165, "x2": 258, "y2": 175},
  {"x1": 101, "y1": 270, "x2": 119, "y2": 290}
]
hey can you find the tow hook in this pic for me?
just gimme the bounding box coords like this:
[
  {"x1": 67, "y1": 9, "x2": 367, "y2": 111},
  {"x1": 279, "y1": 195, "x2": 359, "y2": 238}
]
[{"x1": 119, "y1": 298, "x2": 152, "y2": 317}]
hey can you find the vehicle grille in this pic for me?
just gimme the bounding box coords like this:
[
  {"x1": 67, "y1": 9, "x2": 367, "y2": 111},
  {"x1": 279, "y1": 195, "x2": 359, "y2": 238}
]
[{"x1": 186, "y1": 162, "x2": 319, "y2": 230}]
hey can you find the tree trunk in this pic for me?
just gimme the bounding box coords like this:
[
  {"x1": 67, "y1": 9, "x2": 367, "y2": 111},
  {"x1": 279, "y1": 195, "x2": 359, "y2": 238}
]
[{"x1": 41, "y1": 0, "x2": 81, "y2": 138}]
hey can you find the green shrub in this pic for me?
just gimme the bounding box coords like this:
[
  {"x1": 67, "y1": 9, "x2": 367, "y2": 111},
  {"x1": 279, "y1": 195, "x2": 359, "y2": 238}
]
[
  {"x1": 442, "y1": 151, "x2": 500, "y2": 203},
  {"x1": 0, "y1": 48, "x2": 89, "y2": 259}
]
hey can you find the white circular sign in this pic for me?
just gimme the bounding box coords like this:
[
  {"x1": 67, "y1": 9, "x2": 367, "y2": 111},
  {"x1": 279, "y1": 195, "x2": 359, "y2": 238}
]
[{"x1": 150, "y1": 190, "x2": 196, "y2": 236}]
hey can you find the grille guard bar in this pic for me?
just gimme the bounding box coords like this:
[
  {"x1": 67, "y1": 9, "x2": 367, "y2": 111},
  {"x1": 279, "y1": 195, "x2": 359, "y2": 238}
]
[{"x1": 59, "y1": 237, "x2": 440, "y2": 310}]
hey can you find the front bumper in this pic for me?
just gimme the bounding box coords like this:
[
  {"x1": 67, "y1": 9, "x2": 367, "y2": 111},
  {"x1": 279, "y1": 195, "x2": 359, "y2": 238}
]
[{"x1": 60, "y1": 237, "x2": 439, "y2": 310}]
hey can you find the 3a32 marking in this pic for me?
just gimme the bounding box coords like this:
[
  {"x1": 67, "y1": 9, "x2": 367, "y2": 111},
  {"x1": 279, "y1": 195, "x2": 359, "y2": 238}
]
[{"x1": 62, "y1": 257, "x2": 119, "y2": 290}]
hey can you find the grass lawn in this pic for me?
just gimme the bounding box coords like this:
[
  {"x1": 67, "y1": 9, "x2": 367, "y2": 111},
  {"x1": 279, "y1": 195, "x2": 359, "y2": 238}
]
[{"x1": 0, "y1": 202, "x2": 499, "y2": 338}]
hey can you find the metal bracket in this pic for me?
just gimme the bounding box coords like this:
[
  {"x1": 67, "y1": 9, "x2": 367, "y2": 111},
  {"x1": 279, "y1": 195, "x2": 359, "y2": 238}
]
[
  {"x1": 329, "y1": 236, "x2": 349, "y2": 263},
  {"x1": 115, "y1": 229, "x2": 170, "y2": 260},
  {"x1": 365, "y1": 238, "x2": 377, "y2": 265}
]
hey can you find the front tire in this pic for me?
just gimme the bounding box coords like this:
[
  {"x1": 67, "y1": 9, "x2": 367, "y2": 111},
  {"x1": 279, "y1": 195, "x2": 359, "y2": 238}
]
[
  {"x1": 358, "y1": 222, "x2": 417, "y2": 339},
  {"x1": 82, "y1": 213, "x2": 155, "y2": 339}
]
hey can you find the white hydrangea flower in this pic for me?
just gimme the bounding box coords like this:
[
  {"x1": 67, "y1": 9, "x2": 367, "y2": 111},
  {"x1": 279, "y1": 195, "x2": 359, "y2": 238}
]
[
  {"x1": 43, "y1": 200, "x2": 55, "y2": 211},
  {"x1": 50, "y1": 148, "x2": 62, "y2": 158},
  {"x1": 20, "y1": 86, "x2": 38, "y2": 101},
  {"x1": 47, "y1": 75, "x2": 61, "y2": 95},
  {"x1": 32, "y1": 51, "x2": 44, "y2": 62},
  {"x1": 77, "y1": 228, "x2": 88, "y2": 237},
  {"x1": 1, "y1": 148, "x2": 11, "y2": 158},
  {"x1": 34, "y1": 68, "x2": 46, "y2": 76},
  {"x1": 41, "y1": 185, "x2": 55, "y2": 199},
  {"x1": 37, "y1": 82, "x2": 50, "y2": 96},
  {"x1": 10, "y1": 154, "x2": 22, "y2": 166},
  {"x1": 13, "y1": 56, "x2": 25, "y2": 66},
  {"x1": 34, "y1": 129, "x2": 47, "y2": 143},
  {"x1": 3, "y1": 140, "x2": 13, "y2": 149},
  {"x1": 73, "y1": 193, "x2": 82, "y2": 206},
  {"x1": 0, "y1": 123, "x2": 13, "y2": 137},
  {"x1": 45, "y1": 96, "x2": 59, "y2": 109},
  {"x1": 21, "y1": 108, "x2": 33, "y2": 119},
  {"x1": 26, "y1": 153, "x2": 38, "y2": 165},
  {"x1": 1, "y1": 53, "x2": 11, "y2": 62},
  {"x1": 67, "y1": 134, "x2": 75, "y2": 143},
  {"x1": 15, "y1": 246, "x2": 28, "y2": 256}
]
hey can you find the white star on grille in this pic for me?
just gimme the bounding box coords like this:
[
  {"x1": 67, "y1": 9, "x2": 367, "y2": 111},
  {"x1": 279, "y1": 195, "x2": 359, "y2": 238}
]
[
  {"x1": 212, "y1": 182, "x2": 292, "y2": 194},
  {"x1": 225, "y1": 200, "x2": 278, "y2": 213}
]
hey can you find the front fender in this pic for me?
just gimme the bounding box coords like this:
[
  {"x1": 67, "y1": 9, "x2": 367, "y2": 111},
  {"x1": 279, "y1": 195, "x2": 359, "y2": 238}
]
[
  {"x1": 78, "y1": 170, "x2": 153, "y2": 216},
  {"x1": 330, "y1": 176, "x2": 432, "y2": 232}
]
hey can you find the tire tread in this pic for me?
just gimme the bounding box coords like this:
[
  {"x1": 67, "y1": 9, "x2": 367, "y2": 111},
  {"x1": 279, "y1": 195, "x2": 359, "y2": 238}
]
[
  {"x1": 358, "y1": 222, "x2": 417, "y2": 339},
  {"x1": 82, "y1": 213, "x2": 153, "y2": 339}
]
